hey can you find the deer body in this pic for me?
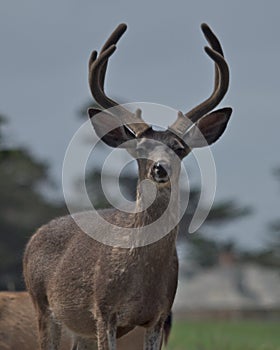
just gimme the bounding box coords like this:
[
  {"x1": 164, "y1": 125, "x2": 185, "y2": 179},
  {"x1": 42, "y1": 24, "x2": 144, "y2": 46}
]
[
  {"x1": 24, "y1": 188, "x2": 178, "y2": 346},
  {"x1": 0, "y1": 291, "x2": 171, "y2": 350},
  {"x1": 26, "y1": 220, "x2": 177, "y2": 330},
  {"x1": 24, "y1": 23, "x2": 232, "y2": 350}
]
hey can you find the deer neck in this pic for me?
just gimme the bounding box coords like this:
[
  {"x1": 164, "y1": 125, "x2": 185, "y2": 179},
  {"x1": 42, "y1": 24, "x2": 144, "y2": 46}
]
[{"x1": 134, "y1": 178, "x2": 180, "y2": 229}]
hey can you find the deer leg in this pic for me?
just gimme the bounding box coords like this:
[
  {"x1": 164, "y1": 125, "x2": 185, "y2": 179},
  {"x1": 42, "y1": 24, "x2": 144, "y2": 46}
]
[
  {"x1": 72, "y1": 336, "x2": 98, "y2": 350},
  {"x1": 144, "y1": 320, "x2": 164, "y2": 350},
  {"x1": 37, "y1": 309, "x2": 61, "y2": 350},
  {"x1": 70, "y1": 336, "x2": 79, "y2": 350},
  {"x1": 96, "y1": 318, "x2": 116, "y2": 350},
  {"x1": 107, "y1": 324, "x2": 117, "y2": 350}
]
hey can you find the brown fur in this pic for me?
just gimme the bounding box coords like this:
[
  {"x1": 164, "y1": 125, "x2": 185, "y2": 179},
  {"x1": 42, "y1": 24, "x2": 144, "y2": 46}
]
[
  {"x1": 24, "y1": 192, "x2": 179, "y2": 349},
  {"x1": 0, "y1": 291, "x2": 71, "y2": 350},
  {"x1": 0, "y1": 291, "x2": 170, "y2": 350},
  {"x1": 0, "y1": 291, "x2": 37, "y2": 350}
]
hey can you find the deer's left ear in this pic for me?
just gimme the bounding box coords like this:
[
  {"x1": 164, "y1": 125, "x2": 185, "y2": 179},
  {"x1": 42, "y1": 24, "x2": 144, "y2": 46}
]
[
  {"x1": 183, "y1": 107, "x2": 232, "y2": 148},
  {"x1": 88, "y1": 108, "x2": 136, "y2": 148}
]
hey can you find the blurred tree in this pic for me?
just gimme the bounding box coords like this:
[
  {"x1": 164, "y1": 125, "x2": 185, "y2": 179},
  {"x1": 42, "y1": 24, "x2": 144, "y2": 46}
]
[
  {"x1": 267, "y1": 168, "x2": 280, "y2": 264},
  {"x1": 0, "y1": 115, "x2": 66, "y2": 290},
  {"x1": 179, "y1": 190, "x2": 251, "y2": 267},
  {"x1": 240, "y1": 168, "x2": 280, "y2": 268}
]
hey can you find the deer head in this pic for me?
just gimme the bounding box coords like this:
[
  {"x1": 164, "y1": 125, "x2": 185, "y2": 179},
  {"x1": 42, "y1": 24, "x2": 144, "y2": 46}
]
[{"x1": 88, "y1": 23, "x2": 232, "y2": 196}]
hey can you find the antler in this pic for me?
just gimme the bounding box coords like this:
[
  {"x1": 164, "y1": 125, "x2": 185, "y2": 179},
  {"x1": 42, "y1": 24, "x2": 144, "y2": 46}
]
[
  {"x1": 169, "y1": 23, "x2": 230, "y2": 136},
  {"x1": 88, "y1": 24, "x2": 150, "y2": 137}
]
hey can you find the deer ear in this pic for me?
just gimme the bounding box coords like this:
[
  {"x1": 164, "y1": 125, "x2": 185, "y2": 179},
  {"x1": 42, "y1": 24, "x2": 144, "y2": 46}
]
[
  {"x1": 88, "y1": 108, "x2": 136, "y2": 148},
  {"x1": 183, "y1": 108, "x2": 232, "y2": 148}
]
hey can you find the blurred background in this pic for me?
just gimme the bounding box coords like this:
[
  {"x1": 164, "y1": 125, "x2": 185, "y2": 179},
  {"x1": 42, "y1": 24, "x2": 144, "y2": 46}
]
[{"x1": 0, "y1": 0, "x2": 279, "y2": 349}]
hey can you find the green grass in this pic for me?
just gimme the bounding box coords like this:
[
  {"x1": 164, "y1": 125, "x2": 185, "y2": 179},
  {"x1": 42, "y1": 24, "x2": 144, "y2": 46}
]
[{"x1": 167, "y1": 319, "x2": 280, "y2": 350}]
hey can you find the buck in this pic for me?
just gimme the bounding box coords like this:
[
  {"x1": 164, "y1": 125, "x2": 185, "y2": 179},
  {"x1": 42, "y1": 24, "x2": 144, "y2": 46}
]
[{"x1": 24, "y1": 23, "x2": 232, "y2": 350}]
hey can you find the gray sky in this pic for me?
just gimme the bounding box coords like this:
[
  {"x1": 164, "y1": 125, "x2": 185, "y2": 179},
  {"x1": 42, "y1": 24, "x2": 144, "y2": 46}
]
[{"x1": 0, "y1": 0, "x2": 279, "y2": 249}]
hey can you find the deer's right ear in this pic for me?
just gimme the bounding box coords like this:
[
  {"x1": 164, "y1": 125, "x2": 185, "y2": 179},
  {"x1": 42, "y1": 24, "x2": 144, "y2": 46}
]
[{"x1": 88, "y1": 108, "x2": 136, "y2": 148}]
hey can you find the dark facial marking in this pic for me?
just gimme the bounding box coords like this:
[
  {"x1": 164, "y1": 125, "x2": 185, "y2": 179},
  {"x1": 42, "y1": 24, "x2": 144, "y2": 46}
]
[{"x1": 138, "y1": 128, "x2": 190, "y2": 159}]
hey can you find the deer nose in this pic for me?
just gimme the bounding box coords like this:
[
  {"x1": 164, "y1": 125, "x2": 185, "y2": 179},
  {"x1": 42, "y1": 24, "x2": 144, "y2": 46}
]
[{"x1": 152, "y1": 162, "x2": 170, "y2": 183}]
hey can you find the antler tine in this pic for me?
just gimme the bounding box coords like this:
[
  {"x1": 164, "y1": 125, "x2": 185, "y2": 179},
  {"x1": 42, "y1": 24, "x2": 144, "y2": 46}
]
[
  {"x1": 88, "y1": 24, "x2": 150, "y2": 137},
  {"x1": 88, "y1": 24, "x2": 127, "y2": 94},
  {"x1": 201, "y1": 23, "x2": 223, "y2": 54},
  {"x1": 201, "y1": 23, "x2": 223, "y2": 92},
  {"x1": 89, "y1": 44, "x2": 118, "y2": 110},
  {"x1": 184, "y1": 46, "x2": 229, "y2": 121},
  {"x1": 169, "y1": 24, "x2": 230, "y2": 136},
  {"x1": 99, "y1": 23, "x2": 127, "y2": 91}
]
